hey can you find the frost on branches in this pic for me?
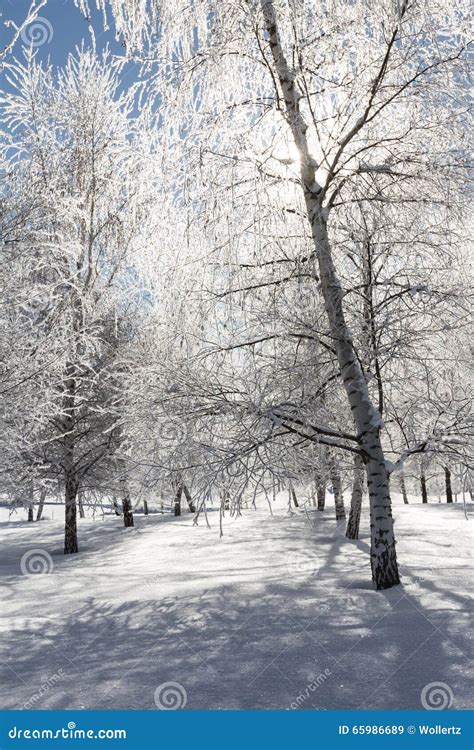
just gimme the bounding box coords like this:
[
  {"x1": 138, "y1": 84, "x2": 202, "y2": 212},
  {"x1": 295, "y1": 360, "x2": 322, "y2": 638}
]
[{"x1": 1, "y1": 0, "x2": 471, "y2": 592}]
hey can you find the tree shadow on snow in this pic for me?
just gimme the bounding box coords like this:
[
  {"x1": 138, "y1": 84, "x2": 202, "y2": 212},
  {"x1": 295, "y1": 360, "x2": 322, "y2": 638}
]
[{"x1": 0, "y1": 509, "x2": 471, "y2": 711}]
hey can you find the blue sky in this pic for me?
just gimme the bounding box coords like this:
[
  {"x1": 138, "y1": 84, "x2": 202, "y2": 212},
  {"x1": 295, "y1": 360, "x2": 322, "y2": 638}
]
[
  {"x1": 1, "y1": 1, "x2": 146, "y2": 108},
  {"x1": 1, "y1": 0, "x2": 120, "y2": 67}
]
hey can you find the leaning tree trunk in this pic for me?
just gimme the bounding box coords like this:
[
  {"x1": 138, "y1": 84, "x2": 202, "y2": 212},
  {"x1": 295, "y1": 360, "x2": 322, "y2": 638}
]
[
  {"x1": 174, "y1": 484, "x2": 182, "y2": 517},
  {"x1": 36, "y1": 489, "x2": 46, "y2": 521},
  {"x1": 420, "y1": 473, "x2": 428, "y2": 504},
  {"x1": 182, "y1": 483, "x2": 196, "y2": 513},
  {"x1": 290, "y1": 484, "x2": 299, "y2": 508},
  {"x1": 346, "y1": 454, "x2": 364, "y2": 539},
  {"x1": 112, "y1": 498, "x2": 122, "y2": 516},
  {"x1": 261, "y1": 0, "x2": 399, "y2": 589},
  {"x1": 444, "y1": 467, "x2": 453, "y2": 504}
]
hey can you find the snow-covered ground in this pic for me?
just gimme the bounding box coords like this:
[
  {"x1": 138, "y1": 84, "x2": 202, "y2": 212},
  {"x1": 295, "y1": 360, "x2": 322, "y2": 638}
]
[{"x1": 0, "y1": 496, "x2": 472, "y2": 710}]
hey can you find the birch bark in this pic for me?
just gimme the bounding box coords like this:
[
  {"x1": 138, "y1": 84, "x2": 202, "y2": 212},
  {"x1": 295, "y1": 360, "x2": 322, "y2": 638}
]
[
  {"x1": 261, "y1": 0, "x2": 400, "y2": 588},
  {"x1": 346, "y1": 454, "x2": 365, "y2": 539}
]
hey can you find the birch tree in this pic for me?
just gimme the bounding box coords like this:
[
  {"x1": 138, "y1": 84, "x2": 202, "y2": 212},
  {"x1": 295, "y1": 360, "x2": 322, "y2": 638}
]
[
  {"x1": 1, "y1": 48, "x2": 156, "y2": 551},
  {"x1": 82, "y1": 0, "x2": 468, "y2": 588}
]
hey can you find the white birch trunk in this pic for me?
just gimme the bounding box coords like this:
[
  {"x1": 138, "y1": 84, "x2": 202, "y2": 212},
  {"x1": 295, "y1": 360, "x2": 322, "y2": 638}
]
[
  {"x1": 346, "y1": 453, "x2": 365, "y2": 539},
  {"x1": 329, "y1": 463, "x2": 345, "y2": 521},
  {"x1": 261, "y1": 0, "x2": 400, "y2": 589}
]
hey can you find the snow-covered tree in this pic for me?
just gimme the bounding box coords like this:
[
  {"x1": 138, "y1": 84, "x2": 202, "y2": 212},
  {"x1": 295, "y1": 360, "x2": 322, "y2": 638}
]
[
  {"x1": 84, "y1": 0, "x2": 470, "y2": 588},
  {"x1": 0, "y1": 48, "x2": 157, "y2": 551}
]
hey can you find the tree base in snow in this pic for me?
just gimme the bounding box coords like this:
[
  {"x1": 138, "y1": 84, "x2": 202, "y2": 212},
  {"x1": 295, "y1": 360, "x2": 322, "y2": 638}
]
[{"x1": 371, "y1": 551, "x2": 400, "y2": 590}]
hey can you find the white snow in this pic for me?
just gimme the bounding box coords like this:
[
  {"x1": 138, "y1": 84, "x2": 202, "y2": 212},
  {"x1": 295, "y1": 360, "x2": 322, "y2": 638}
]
[{"x1": 0, "y1": 496, "x2": 472, "y2": 710}]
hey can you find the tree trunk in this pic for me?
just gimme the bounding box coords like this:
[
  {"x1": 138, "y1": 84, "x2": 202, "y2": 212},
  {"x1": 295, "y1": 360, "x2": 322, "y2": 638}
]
[
  {"x1": 36, "y1": 490, "x2": 46, "y2": 521},
  {"x1": 63, "y1": 360, "x2": 79, "y2": 553},
  {"x1": 330, "y1": 466, "x2": 345, "y2": 521},
  {"x1": 182, "y1": 483, "x2": 196, "y2": 513},
  {"x1": 290, "y1": 484, "x2": 299, "y2": 508},
  {"x1": 64, "y1": 477, "x2": 78, "y2": 553},
  {"x1": 112, "y1": 426, "x2": 134, "y2": 528},
  {"x1": 260, "y1": 0, "x2": 399, "y2": 589},
  {"x1": 444, "y1": 467, "x2": 453, "y2": 504},
  {"x1": 400, "y1": 472, "x2": 409, "y2": 504},
  {"x1": 112, "y1": 498, "x2": 122, "y2": 516},
  {"x1": 346, "y1": 454, "x2": 364, "y2": 539},
  {"x1": 223, "y1": 489, "x2": 230, "y2": 511},
  {"x1": 120, "y1": 478, "x2": 134, "y2": 527},
  {"x1": 421, "y1": 473, "x2": 428, "y2": 504},
  {"x1": 78, "y1": 491, "x2": 85, "y2": 519},
  {"x1": 28, "y1": 479, "x2": 34, "y2": 521},
  {"x1": 143, "y1": 499, "x2": 149, "y2": 515},
  {"x1": 316, "y1": 480, "x2": 325, "y2": 511},
  {"x1": 174, "y1": 484, "x2": 182, "y2": 516}
]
